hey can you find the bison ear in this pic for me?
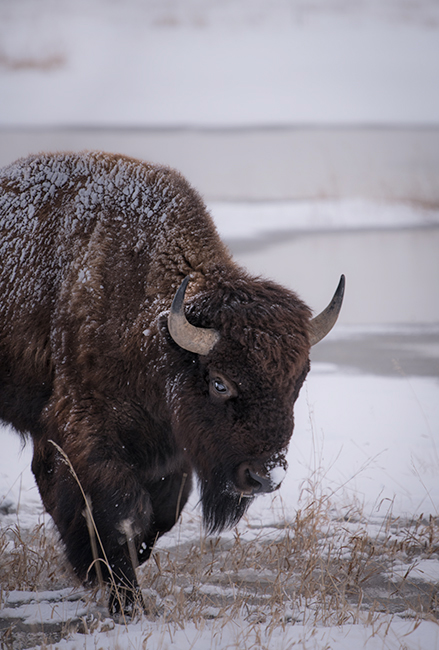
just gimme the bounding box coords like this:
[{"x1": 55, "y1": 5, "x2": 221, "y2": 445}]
[
  {"x1": 308, "y1": 275, "x2": 345, "y2": 346},
  {"x1": 167, "y1": 276, "x2": 220, "y2": 355}
]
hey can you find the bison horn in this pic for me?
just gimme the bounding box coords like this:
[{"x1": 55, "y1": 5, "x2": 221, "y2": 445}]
[
  {"x1": 308, "y1": 275, "x2": 345, "y2": 346},
  {"x1": 168, "y1": 276, "x2": 220, "y2": 355}
]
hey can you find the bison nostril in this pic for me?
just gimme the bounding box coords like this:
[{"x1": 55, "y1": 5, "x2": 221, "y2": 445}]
[
  {"x1": 247, "y1": 469, "x2": 272, "y2": 494},
  {"x1": 235, "y1": 462, "x2": 281, "y2": 495},
  {"x1": 235, "y1": 463, "x2": 273, "y2": 495}
]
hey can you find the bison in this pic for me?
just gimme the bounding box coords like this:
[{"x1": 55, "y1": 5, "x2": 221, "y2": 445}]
[{"x1": 0, "y1": 151, "x2": 344, "y2": 614}]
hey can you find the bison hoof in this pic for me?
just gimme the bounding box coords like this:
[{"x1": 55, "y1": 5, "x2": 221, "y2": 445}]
[{"x1": 108, "y1": 585, "x2": 146, "y2": 619}]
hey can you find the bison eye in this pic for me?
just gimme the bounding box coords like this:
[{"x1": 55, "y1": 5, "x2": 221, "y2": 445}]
[
  {"x1": 208, "y1": 372, "x2": 236, "y2": 401},
  {"x1": 213, "y1": 379, "x2": 227, "y2": 394}
]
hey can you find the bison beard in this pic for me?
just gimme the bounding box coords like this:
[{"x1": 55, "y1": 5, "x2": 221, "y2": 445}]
[
  {"x1": 200, "y1": 470, "x2": 254, "y2": 534},
  {"x1": 0, "y1": 151, "x2": 344, "y2": 617}
]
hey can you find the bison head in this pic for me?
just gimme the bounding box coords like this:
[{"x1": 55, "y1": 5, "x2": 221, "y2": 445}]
[{"x1": 165, "y1": 273, "x2": 344, "y2": 533}]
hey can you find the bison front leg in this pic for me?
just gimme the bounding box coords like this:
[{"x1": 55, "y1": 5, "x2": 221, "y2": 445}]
[{"x1": 31, "y1": 435, "x2": 151, "y2": 616}]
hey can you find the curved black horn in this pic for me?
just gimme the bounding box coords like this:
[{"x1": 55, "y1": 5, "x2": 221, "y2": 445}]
[
  {"x1": 167, "y1": 276, "x2": 220, "y2": 355},
  {"x1": 309, "y1": 275, "x2": 345, "y2": 346}
]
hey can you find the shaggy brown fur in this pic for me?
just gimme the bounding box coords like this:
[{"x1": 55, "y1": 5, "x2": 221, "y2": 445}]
[{"x1": 0, "y1": 152, "x2": 312, "y2": 614}]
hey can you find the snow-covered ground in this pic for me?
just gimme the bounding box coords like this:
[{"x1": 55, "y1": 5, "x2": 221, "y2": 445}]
[{"x1": 1, "y1": 330, "x2": 439, "y2": 648}]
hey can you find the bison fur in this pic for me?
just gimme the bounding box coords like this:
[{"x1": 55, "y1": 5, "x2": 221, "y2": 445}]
[{"x1": 0, "y1": 151, "x2": 344, "y2": 614}]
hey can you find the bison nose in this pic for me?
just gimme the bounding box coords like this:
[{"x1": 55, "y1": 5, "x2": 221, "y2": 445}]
[
  {"x1": 235, "y1": 462, "x2": 283, "y2": 496},
  {"x1": 247, "y1": 469, "x2": 272, "y2": 494}
]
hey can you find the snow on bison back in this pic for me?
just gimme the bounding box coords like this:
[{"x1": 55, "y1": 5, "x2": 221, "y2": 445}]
[{"x1": 0, "y1": 151, "x2": 344, "y2": 615}]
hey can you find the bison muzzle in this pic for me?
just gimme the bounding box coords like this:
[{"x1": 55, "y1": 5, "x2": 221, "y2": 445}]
[{"x1": 0, "y1": 151, "x2": 344, "y2": 615}]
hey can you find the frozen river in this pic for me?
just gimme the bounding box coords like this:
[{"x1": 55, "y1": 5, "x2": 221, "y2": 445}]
[{"x1": 227, "y1": 224, "x2": 439, "y2": 326}]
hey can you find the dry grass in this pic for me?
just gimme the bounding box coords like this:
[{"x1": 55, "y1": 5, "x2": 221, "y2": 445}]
[
  {"x1": 1, "y1": 473, "x2": 438, "y2": 648},
  {"x1": 0, "y1": 521, "x2": 72, "y2": 650},
  {"x1": 0, "y1": 521, "x2": 67, "y2": 595},
  {"x1": 136, "y1": 489, "x2": 439, "y2": 633}
]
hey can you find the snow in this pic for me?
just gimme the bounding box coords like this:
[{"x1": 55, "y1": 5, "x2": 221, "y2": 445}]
[
  {"x1": 1, "y1": 0, "x2": 439, "y2": 127},
  {"x1": 288, "y1": 371, "x2": 439, "y2": 519},
  {"x1": 0, "y1": 597, "x2": 88, "y2": 628},
  {"x1": 210, "y1": 199, "x2": 439, "y2": 241},
  {"x1": 388, "y1": 559, "x2": 439, "y2": 584},
  {"x1": 268, "y1": 465, "x2": 286, "y2": 489},
  {"x1": 0, "y1": 615, "x2": 434, "y2": 650}
]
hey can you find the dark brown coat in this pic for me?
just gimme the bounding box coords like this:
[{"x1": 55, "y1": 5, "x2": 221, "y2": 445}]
[{"x1": 0, "y1": 152, "x2": 341, "y2": 614}]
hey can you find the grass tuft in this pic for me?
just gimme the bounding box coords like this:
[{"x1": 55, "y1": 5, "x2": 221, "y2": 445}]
[{"x1": 0, "y1": 520, "x2": 67, "y2": 594}]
